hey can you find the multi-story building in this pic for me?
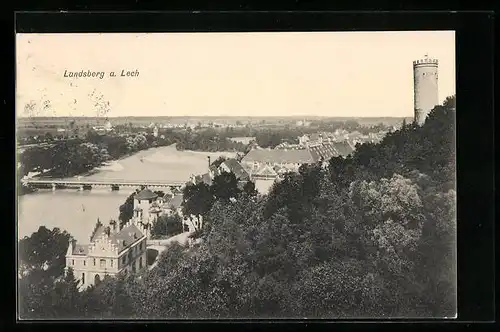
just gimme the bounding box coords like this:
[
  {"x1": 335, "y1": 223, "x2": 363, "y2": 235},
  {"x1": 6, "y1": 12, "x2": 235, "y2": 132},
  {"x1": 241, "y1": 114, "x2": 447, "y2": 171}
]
[
  {"x1": 65, "y1": 219, "x2": 148, "y2": 290},
  {"x1": 132, "y1": 188, "x2": 159, "y2": 236}
]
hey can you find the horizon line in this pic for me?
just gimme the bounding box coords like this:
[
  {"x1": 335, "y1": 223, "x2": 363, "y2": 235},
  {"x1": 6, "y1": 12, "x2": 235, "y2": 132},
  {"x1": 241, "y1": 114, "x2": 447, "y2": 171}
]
[{"x1": 17, "y1": 115, "x2": 413, "y2": 119}]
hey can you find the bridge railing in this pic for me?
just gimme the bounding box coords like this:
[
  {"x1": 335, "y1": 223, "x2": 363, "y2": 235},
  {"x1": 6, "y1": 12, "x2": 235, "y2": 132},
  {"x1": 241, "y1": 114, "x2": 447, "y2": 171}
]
[{"x1": 22, "y1": 178, "x2": 186, "y2": 186}]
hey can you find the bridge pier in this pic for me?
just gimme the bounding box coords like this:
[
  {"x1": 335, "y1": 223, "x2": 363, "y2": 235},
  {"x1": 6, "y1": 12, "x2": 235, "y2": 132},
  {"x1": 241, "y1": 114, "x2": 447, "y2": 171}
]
[{"x1": 24, "y1": 179, "x2": 185, "y2": 192}]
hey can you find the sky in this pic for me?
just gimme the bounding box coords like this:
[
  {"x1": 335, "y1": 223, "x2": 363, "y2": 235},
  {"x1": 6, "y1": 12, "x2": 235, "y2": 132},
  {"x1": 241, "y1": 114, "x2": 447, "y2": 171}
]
[{"x1": 16, "y1": 31, "x2": 455, "y2": 118}]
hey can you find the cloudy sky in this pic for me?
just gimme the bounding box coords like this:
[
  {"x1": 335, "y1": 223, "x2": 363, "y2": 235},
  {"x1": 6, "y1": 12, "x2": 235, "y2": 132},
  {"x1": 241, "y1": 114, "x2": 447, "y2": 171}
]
[{"x1": 16, "y1": 31, "x2": 455, "y2": 118}]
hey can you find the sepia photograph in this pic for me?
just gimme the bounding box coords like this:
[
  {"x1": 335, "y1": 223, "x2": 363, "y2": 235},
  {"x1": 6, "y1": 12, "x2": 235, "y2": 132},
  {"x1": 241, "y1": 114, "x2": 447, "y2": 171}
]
[{"x1": 16, "y1": 30, "x2": 457, "y2": 320}]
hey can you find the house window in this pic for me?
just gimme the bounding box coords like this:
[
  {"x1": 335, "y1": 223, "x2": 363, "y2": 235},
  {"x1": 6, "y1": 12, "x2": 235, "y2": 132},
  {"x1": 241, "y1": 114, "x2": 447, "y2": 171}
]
[
  {"x1": 122, "y1": 256, "x2": 126, "y2": 264},
  {"x1": 83, "y1": 260, "x2": 86, "y2": 266},
  {"x1": 110, "y1": 259, "x2": 113, "y2": 267},
  {"x1": 100, "y1": 259, "x2": 106, "y2": 268},
  {"x1": 81, "y1": 273, "x2": 85, "y2": 285},
  {"x1": 139, "y1": 257, "x2": 143, "y2": 269},
  {"x1": 72, "y1": 259, "x2": 75, "y2": 266},
  {"x1": 93, "y1": 258, "x2": 96, "y2": 266}
]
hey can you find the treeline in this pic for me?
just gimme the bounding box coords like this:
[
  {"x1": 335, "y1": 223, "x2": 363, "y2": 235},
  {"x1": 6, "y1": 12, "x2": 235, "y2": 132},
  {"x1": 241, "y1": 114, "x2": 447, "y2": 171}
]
[
  {"x1": 18, "y1": 96, "x2": 456, "y2": 319},
  {"x1": 173, "y1": 128, "x2": 247, "y2": 152},
  {"x1": 18, "y1": 138, "x2": 110, "y2": 178},
  {"x1": 17, "y1": 129, "x2": 247, "y2": 181},
  {"x1": 18, "y1": 119, "x2": 394, "y2": 181}
]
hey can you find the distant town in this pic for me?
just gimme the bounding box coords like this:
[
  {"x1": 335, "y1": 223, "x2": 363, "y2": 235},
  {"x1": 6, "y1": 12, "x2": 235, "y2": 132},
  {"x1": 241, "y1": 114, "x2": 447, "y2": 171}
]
[{"x1": 17, "y1": 115, "x2": 406, "y2": 147}]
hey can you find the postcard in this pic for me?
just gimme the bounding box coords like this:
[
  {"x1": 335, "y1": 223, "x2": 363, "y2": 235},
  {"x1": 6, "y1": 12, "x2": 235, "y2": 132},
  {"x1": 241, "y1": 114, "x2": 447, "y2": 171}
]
[{"x1": 16, "y1": 31, "x2": 456, "y2": 320}]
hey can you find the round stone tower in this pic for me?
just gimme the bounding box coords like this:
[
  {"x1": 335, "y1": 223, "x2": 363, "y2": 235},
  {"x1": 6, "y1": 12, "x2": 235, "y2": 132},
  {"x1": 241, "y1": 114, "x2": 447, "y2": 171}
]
[{"x1": 413, "y1": 54, "x2": 439, "y2": 125}]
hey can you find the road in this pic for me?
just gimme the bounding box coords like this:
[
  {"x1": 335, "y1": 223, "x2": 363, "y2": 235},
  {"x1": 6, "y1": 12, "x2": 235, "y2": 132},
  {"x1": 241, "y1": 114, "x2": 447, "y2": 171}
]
[{"x1": 147, "y1": 231, "x2": 193, "y2": 270}]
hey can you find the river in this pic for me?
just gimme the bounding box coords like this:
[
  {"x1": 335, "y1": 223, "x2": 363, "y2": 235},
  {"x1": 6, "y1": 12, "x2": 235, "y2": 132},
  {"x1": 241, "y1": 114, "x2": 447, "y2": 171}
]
[{"x1": 17, "y1": 144, "x2": 236, "y2": 243}]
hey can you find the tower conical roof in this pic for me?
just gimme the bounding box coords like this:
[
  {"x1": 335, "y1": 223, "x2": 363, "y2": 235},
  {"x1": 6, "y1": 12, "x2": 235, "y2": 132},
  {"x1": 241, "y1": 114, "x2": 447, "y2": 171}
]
[{"x1": 135, "y1": 188, "x2": 157, "y2": 200}]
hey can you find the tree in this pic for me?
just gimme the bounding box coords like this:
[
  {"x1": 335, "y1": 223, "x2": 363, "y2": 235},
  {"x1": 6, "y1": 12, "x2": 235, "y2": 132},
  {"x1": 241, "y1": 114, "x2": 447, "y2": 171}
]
[
  {"x1": 47, "y1": 268, "x2": 81, "y2": 318},
  {"x1": 291, "y1": 259, "x2": 384, "y2": 317},
  {"x1": 210, "y1": 172, "x2": 240, "y2": 201},
  {"x1": 415, "y1": 187, "x2": 457, "y2": 317},
  {"x1": 18, "y1": 228, "x2": 79, "y2": 319},
  {"x1": 242, "y1": 180, "x2": 257, "y2": 197},
  {"x1": 119, "y1": 192, "x2": 136, "y2": 227},
  {"x1": 182, "y1": 182, "x2": 214, "y2": 221},
  {"x1": 443, "y1": 94, "x2": 456, "y2": 110},
  {"x1": 151, "y1": 213, "x2": 184, "y2": 238},
  {"x1": 18, "y1": 226, "x2": 71, "y2": 279}
]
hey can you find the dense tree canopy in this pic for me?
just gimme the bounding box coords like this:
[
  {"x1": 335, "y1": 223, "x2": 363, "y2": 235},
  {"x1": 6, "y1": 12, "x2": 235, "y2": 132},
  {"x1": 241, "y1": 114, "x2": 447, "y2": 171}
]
[
  {"x1": 118, "y1": 192, "x2": 136, "y2": 227},
  {"x1": 151, "y1": 213, "x2": 184, "y2": 239},
  {"x1": 18, "y1": 226, "x2": 71, "y2": 279}
]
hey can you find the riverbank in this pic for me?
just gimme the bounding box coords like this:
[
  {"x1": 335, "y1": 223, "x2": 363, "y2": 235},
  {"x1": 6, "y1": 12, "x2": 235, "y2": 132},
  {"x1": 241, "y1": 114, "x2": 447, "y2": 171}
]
[
  {"x1": 31, "y1": 143, "x2": 237, "y2": 180},
  {"x1": 17, "y1": 145, "x2": 236, "y2": 243}
]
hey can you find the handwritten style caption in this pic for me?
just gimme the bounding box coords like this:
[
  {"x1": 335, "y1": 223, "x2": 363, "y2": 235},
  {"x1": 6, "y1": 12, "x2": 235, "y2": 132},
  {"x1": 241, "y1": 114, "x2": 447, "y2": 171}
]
[{"x1": 63, "y1": 69, "x2": 139, "y2": 80}]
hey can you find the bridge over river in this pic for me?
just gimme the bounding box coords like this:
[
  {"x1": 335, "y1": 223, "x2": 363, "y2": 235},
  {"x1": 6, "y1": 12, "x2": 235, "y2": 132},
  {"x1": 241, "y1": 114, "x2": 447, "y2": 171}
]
[{"x1": 22, "y1": 178, "x2": 186, "y2": 192}]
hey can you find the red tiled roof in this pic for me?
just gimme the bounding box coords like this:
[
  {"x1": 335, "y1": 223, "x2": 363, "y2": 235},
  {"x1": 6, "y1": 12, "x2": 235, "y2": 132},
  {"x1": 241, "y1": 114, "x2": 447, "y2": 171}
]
[
  {"x1": 254, "y1": 164, "x2": 278, "y2": 176},
  {"x1": 72, "y1": 244, "x2": 89, "y2": 256},
  {"x1": 308, "y1": 142, "x2": 354, "y2": 161},
  {"x1": 73, "y1": 223, "x2": 145, "y2": 256},
  {"x1": 332, "y1": 141, "x2": 355, "y2": 157},
  {"x1": 242, "y1": 149, "x2": 314, "y2": 164},
  {"x1": 90, "y1": 225, "x2": 106, "y2": 243},
  {"x1": 220, "y1": 159, "x2": 250, "y2": 181},
  {"x1": 194, "y1": 173, "x2": 212, "y2": 186},
  {"x1": 109, "y1": 224, "x2": 145, "y2": 253},
  {"x1": 165, "y1": 194, "x2": 183, "y2": 210}
]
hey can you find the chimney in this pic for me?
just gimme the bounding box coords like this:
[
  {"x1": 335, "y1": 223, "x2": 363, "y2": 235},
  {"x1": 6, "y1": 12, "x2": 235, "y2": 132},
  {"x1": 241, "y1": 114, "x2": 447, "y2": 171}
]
[{"x1": 207, "y1": 156, "x2": 211, "y2": 170}]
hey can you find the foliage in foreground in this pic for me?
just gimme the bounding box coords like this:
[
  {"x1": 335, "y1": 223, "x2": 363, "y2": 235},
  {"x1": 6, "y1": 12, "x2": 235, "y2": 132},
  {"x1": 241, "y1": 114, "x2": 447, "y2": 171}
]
[{"x1": 18, "y1": 96, "x2": 456, "y2": 319}]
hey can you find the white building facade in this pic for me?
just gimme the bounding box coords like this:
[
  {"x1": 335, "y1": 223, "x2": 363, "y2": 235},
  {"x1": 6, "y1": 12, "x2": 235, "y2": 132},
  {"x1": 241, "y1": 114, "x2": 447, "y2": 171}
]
[{"x1": 65, "y1": 220, "x2": 148, "y2": 290}]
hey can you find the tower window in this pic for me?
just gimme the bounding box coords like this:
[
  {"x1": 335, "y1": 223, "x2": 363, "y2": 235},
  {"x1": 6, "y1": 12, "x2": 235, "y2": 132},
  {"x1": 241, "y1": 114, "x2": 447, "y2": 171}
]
[{"x1": 72, "y1": 259, "x2": 75, "y2": 266}]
